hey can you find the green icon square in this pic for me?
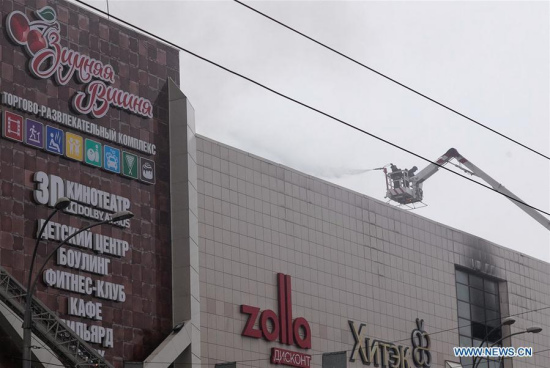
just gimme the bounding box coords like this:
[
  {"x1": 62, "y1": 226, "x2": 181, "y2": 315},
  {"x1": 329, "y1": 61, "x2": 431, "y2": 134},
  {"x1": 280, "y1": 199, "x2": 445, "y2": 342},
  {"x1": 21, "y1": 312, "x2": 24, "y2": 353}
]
[
  {"x1": 122, "y1": 151, "x2": 138, "y2": 179},
  {"x1": 84, "y1": 139, "x2": 102, "y2": 167}
]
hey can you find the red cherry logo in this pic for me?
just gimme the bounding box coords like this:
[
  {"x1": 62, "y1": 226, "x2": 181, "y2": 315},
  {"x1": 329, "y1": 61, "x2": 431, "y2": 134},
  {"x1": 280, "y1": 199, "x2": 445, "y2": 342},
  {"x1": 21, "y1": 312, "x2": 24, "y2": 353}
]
[
  {"x1": 8, "y1": 12, "x2": 30, "y2": 43},
  {"x1": 27, "y1": 29, "x2": 47, "y2": 54}
]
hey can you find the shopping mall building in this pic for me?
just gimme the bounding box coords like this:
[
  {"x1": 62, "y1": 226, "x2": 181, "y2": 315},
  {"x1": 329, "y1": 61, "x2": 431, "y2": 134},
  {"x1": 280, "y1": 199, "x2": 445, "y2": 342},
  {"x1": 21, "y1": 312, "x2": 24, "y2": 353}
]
[{"x1": 0, "y1": 1, "x2": 548, "y2": 368}]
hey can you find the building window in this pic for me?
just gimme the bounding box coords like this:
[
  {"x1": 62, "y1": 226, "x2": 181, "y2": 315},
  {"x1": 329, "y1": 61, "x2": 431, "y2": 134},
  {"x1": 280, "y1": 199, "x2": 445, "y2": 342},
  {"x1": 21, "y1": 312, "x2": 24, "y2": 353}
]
[
  {"x1": 322, "y1": 351, "x2": 347, "y2": 368},
  {"x1": 214, "y1": 363, "x2": 236, "y2": 368},
  {"x1": 455, "y1": 269, "x2": 503, "y2": 368}
]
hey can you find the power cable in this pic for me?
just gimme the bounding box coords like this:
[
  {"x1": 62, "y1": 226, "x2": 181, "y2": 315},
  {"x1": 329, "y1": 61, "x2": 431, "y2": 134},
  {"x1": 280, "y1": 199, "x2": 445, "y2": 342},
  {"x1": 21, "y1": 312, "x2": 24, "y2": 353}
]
[
  {"x1": 9, "y1": 346, "x2": 546, "y2": 367},
  {"x1": 2, "y1": 356, "x2": 66, "y2": 367},
  {"x1": 0, "y1": 300, "x2": 106, "y2": 365},
  {"x1": 0, "y1": 309, "x2": 65, "y2": 365},
  {"x1": 72, "y1": 0, "x2": 550, "y2": 218},
  {"x1": 3, "y1": 297, "x2": 547, "y2": 366},
  {"x1": 4, "y1": 264, "x2": 549, "y2": 366},
  {"x1": 8, "y1": 349, "x2": 548, "y2": 368},
  {"x1": 392, "y1": 305, "x2": 550, "y2": 345},
  {"x1": 7, "y1": 3, "x2": 549, "y2": 365},
  {"x1": 4, "y1": 349, "x2": 541, "y2": 368},
  {"x1": 4, "y1": 287, "x2": 549, "y2": 365},
  {"x1": 233, "y1": 0, "x2": 550, "y2": 162}
]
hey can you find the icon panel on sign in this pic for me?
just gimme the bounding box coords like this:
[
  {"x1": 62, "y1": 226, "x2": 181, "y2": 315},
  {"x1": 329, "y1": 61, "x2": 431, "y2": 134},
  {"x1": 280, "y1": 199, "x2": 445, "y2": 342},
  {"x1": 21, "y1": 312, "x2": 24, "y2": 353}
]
[
  {"x1": 3, "y1": 111, "x2": 23, "y2": 142},
  {"x1": 139, "y1": 157, "x2": 155, "y2": 184},
  {"x1": 25, "y1": 119, "x2": 44, "y2": 148},
  {"x1": 84, "y1": 139, "x2": 102, "y2": 167},
  {"x1": 45, "y1": 126, "x2": 64, "y2": 155},
  {"x1": 104, "y1": 145, "x2": 120, "y2": 173},
  {"x1": 65, "y1": 132, "x2": 83, "y2": 161},
  {"x1": 122, "y1": 151, "x2": 138, "y2": 179}
]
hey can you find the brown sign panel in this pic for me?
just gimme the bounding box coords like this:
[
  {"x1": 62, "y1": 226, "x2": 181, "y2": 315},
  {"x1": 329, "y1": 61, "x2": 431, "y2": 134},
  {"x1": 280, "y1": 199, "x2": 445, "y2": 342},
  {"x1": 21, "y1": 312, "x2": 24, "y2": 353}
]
[{"x1": 0, "y1": 0, "x2": 179, "y2": 366}]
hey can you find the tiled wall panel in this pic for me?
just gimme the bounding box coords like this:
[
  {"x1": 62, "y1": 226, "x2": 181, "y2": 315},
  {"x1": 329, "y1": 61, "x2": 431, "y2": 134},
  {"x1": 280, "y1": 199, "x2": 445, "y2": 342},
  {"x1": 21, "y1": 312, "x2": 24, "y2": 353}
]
[{"x1": 197, "y1": 136, "x2": 550, "y2": 368}]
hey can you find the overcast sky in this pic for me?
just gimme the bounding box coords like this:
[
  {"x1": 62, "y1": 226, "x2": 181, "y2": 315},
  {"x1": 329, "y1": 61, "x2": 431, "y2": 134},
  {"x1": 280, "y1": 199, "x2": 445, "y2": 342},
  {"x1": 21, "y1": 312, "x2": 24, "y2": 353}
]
[{"x1": 78, "y1": 0, "x2": 550, "y2": 262}]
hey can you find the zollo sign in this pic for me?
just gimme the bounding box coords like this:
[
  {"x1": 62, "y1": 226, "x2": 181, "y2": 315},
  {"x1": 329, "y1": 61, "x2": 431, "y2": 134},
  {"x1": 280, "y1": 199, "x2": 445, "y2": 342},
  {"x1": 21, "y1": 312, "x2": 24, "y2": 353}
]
[{"x1": 241, "y1": 273, "x2": 312, "y2": 368}]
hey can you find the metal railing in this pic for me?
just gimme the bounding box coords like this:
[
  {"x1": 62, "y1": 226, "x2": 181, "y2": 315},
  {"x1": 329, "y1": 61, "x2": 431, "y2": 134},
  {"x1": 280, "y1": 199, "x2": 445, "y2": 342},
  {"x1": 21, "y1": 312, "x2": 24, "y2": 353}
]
[{"x1": 0, "y1": 266, "x2": 113, "y2": 368}]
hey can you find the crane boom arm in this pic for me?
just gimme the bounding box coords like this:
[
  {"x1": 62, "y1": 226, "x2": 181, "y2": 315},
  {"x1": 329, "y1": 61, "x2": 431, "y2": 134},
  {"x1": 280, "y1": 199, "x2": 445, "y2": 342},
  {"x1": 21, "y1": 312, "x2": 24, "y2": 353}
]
[
  {"x1": 411, "y1": 148, "x2": 550, "y2": 231},
  {"x1": 412, "y1": 148, "x2": 460, "y2": 184}
]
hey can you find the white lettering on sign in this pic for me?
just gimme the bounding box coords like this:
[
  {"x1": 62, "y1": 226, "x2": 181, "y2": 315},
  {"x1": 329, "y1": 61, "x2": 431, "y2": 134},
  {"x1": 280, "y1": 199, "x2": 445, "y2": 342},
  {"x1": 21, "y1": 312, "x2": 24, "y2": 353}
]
[
  {"x1": 93, "y1": 234, "x2": 129, "y2": 258},
  {"x1": 117, "y1": 132, "x2": 156, "y2": 155},
  {"x1": 36, "y1": 219, "x2": 130, "y2": 257},
  {"x1": 271, "y1": 348, "x2": 311, "y2": 368},
  {"x1": 94, "y1": 280, "x2": 126, "y2": 302},
  {"x1": 43, "y1": 269, "x2": 125, "y2": 302},
  {"x1": 64, "y1": 180, "x2": 130, "y2": 212},
  {"x1": 33, "y1": 171, "x2": 131, "y2": 228},
  {"x1": 33, "y1": 171, "x2": 49, "y2": 205},
  {"x1": 57, "y1": 247, "x2": 111, "y2": 276},
  {"x1": 61, "y1": 319, "x2": 114, "y2": 348},
  {"x1": 37, "y1": 219, "x2": 93, "y2": 249},
  {"x1": 35, "y1": 191, "x2": 132, "y2": 352},
  {"x1": 36, "y1": 209, "x2": 131, "y2": 354},
  {"x1": 1, "y1": 92, "x2": 157, "y2": 155},
  {"x1": 68, "y1": 297, "x2": 103, "y2": 321},
  {"x1": 43, "y1": 269, "x2": 94, "y2": 296}
]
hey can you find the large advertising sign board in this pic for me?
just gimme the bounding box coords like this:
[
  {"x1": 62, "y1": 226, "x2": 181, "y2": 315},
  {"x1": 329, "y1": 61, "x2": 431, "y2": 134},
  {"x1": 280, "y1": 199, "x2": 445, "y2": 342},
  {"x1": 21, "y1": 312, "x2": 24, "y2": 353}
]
[{"x1": 0, "y1": 0, "x2": 179, "y2": 365}]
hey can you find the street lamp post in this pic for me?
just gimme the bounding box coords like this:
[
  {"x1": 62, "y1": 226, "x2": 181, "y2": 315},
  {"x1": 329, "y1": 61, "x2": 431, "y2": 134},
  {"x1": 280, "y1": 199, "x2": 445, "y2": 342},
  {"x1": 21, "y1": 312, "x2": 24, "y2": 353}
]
[
  {"x1": 472, "y1": 326, "x2": 542, "y2": 368},
  {"x1": 22, "y1": 197, "x2": 71, "y2": 368},
  {"x1": 471, "y1": 317, "x2": 515, "y2": 368},
  {"x1": 22, "y1": 209, "x2": 134, "y2": 368}
]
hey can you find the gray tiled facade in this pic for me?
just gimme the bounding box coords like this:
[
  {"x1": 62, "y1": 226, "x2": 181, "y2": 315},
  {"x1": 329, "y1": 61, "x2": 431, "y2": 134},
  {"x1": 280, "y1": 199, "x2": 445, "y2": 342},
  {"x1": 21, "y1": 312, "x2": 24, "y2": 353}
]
[{"x1": 196, "y1": 135, "x2": 550, "y2": 368}]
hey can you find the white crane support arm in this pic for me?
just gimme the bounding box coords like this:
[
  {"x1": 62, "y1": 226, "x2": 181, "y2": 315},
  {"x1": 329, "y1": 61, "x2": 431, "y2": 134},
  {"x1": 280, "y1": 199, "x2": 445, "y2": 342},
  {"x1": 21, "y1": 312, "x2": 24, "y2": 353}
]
[
  {"x1": 448, "y1": 149, "x2": 550, "y2": 231},
  {"x1": 385, "y1": 148, "x2": 550, "y2": 231},
  {"x1": 411, "y1": 148, "x2": 458, "y2": 184}
]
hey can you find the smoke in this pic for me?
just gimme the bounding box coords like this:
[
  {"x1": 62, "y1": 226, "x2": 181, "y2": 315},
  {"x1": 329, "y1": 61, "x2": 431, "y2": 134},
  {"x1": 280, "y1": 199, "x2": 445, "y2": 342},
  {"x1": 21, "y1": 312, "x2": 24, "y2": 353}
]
[{"x1": 317, "y1": 168, "x2": 379, "y2": 179}]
